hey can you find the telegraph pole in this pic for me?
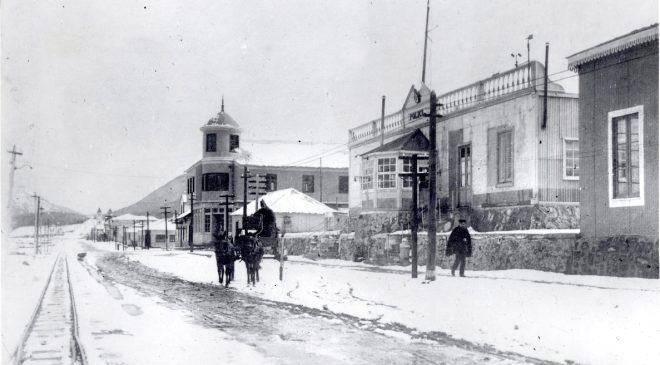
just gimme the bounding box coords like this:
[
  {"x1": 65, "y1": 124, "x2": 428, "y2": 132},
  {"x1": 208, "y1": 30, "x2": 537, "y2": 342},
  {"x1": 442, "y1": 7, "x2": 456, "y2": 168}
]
[
  {"x1": 145, "y1": 212, "x2": 151, "y2": 250},
  {"x1": 241, "y1": 166, "x2": 252, "y2": 234},
  {"x1": 31, "y1": 193, "x2": 40, "y2": 255},
  {"x1": 399, "y1": 154, "x2": 429, "y2": 278},
  {"x1": 140, "y1": 220, "x2": 145, "y2": 249},
  {"x1": 248, "y1": 174, "x2": 266, "y2": 210},
  {"x1": 421, "y1": 0, "x2": 430, "y2": 84},
  {"x1": 160, "y1": 206, "x2": 170, "y2": 250},
  {"x1": 7, "y1": 145, "x2": 23, "y2": 210},
  {"x1": 319, "y1": 159, "x2": 323, "y2": 203},
  {"x1": 219, "y1": 194, "x2": 235, "y2": 236},
  {"x1": 424, "y1": 91, "x2": 441, "y2": 281},
  {"x1": 188, "y1": 192, "x2": 195, "y2": 251},
  {"x1": 122, "y1": 226, "x2": 126, "y2": 251},
  {"x1": 132, "y1": 220, "x2": 137, "y2": 250}
]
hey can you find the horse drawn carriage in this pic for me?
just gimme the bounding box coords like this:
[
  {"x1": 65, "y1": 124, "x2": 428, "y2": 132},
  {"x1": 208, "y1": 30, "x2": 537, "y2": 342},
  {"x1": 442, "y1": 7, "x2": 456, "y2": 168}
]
[{"x1": 213, "y1": 204, "x2": 281, "y2": 287}]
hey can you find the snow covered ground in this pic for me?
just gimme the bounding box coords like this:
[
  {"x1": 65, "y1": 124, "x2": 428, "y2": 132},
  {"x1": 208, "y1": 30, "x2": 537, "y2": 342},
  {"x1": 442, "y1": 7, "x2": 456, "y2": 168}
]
[
  {"x1": 87, "y1": 239, "x2": 660, "y2": 365},
  {"x1": 3, "y1": 220, "x2": 660, "y2": 365},
  {"x1": 2, "y1": 221, "x2": 270, "y2": 364}
]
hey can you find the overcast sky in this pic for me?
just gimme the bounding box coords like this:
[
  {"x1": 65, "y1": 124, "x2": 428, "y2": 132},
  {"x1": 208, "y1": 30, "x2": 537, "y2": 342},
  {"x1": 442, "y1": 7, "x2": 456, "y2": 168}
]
[{"x1": 2, "y1": 0, "x2": 657, "y2": 214}]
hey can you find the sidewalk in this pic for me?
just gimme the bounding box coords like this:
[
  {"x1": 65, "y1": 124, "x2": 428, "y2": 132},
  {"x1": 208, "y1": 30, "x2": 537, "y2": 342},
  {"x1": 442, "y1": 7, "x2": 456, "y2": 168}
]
[{"x1": 85, "y1": 239, "x2": 660, "y2": 365}]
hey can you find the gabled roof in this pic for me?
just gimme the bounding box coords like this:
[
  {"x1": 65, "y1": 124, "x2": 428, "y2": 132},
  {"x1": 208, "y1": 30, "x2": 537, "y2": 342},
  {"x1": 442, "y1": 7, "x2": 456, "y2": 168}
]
[
  {"x1": 567, "y1": 24, "x2": 658, "y2": 70},
  {"x1": 402, "y1": 83, "x2": 432, "y2": 110},
  {"x1": 231, "y1": 188, "x2": 336, "y2": 216},
  {"x1": 361, "y1": 129, "x2": 429, "y2": 156}
]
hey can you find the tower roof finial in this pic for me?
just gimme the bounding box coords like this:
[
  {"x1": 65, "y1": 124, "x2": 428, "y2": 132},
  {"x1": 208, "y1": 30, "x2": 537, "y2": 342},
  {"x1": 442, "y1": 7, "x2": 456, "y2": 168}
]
[{"x1": 221, "y1": 96, "x2": 224, "y2": 112}]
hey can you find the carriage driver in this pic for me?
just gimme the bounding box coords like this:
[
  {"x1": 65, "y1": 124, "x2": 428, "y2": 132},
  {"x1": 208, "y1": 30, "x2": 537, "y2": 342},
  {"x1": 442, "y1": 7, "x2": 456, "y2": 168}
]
[{"x1": 253, "y1": 200, "x2": 277, "y2": 238}]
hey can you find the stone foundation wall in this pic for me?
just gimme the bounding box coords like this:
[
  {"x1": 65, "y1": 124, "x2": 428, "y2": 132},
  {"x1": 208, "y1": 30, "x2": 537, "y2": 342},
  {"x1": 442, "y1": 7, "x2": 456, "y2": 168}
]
[
  {"x1": 566, "y1": 235, "x2": 659, "y2": 278},
  {"x1": 470, "y1": 205, "x2": 579, "y2": 232},
  {"x1": 281, "y1": 231, "x2": 659, "y2": 278}
]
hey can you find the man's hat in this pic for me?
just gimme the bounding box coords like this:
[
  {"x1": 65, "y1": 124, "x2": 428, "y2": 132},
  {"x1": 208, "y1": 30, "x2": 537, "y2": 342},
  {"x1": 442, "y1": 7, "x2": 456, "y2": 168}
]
[{"x1": 458, "y1": 219, "x2": 467, "y2": 223}]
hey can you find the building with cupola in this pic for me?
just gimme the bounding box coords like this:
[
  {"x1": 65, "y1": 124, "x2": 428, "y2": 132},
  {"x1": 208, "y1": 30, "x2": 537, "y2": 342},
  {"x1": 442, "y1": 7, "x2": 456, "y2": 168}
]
[{"x1": 178, "y1": 100, "x2": 349, "y2": 245}]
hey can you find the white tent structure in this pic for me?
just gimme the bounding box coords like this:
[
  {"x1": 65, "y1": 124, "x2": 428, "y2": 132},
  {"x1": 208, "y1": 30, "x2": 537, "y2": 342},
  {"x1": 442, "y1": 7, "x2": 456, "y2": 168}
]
[{"x1": 231, "y1": 188, "x2": 337, "y2": 233}]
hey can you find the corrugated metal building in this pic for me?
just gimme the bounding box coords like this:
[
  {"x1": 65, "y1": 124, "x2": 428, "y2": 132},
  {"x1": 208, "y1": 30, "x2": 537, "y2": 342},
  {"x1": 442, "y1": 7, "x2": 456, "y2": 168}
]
[{"x1": 567, "y1": 24, "x2": 658, "y2": 239}]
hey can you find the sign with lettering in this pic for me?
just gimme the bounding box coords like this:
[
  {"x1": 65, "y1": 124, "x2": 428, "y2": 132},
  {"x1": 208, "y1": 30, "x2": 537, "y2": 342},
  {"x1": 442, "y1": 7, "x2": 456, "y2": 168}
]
[{"x1": 408, "y1": 109, "x2": 425, "y2": 121}]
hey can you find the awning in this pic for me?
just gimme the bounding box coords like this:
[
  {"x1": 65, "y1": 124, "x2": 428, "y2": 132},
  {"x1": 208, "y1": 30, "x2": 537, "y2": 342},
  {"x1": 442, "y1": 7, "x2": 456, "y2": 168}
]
[
  {"x1": 177, "y1": 210, "x2": 191, "y2": 220},
  {"x1": 360, "y1": 129, "x2": 429, "y2": 157}
]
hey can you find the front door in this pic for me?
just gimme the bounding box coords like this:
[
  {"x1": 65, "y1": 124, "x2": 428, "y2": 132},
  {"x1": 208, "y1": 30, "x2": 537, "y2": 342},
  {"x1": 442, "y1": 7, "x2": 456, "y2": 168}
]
[{"x1": 457, "y1": 144, "x2": 472, "y2": 207}]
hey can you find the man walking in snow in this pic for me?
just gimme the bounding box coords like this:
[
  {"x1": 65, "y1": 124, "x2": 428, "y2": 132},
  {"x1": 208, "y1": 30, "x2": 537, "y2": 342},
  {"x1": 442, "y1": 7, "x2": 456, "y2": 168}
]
[{"x1": 445, "y1": 219, "x2": 472, "y2": 277}]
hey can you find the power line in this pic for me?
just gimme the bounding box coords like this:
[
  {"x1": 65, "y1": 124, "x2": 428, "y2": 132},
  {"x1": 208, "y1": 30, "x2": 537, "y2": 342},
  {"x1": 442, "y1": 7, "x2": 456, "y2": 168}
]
[{"x1": 31, "y1": 162, "x2": 176, "y2": 179}]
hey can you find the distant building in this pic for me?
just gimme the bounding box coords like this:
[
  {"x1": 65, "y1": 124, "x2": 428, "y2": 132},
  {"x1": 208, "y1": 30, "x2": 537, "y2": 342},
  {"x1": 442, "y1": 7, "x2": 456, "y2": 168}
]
[
  {"x1": 567, "y1": 24, "x2": 658, "y2": 239},
  {"x1": 348, "y1": 61, "x2": 579, "y2": 232},
  {"x1": 179, "y1": 99, "x2": 348, "y2": 245},
  {"x1": 230, "y1": 188, "x2": 341, "y2": 234}
]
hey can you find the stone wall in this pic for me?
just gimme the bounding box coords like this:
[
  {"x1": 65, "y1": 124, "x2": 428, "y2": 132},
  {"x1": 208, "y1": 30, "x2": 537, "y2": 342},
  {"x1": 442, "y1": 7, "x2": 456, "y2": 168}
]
[
  {"x1": 281, "y1": 230, "x2": 659, "y2": 278},
  {"x1": 347, "y1": 205, "x2": 580, "y2": 251},
  {"x1": 470, "y1": 205, "x2": 579, "y2": 232},
  {"x1": 566, "y1": 235, "x2": 659, "y2": 278}
]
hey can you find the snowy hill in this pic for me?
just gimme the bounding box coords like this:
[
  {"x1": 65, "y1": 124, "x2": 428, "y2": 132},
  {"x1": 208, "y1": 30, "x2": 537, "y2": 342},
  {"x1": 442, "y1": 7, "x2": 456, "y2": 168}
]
[
  {"x1": 113, "y1": 174, "x2": 186, "y2": 218},
  {"x1": 8, "y1": 190, "x2": 88, "y2": 228}
]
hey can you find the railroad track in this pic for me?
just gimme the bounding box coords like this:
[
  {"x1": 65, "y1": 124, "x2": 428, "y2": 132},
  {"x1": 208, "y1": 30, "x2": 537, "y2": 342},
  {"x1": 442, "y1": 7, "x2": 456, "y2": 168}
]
[{"x1": 12, "y1": 254, "x2": 87, "y2": 365}]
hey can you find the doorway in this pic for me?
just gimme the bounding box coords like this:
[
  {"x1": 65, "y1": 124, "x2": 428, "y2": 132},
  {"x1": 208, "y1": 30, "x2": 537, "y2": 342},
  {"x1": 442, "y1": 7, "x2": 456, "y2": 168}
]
[{"x1": 457, "y1": 144, "x2": 472, "y2": 207}]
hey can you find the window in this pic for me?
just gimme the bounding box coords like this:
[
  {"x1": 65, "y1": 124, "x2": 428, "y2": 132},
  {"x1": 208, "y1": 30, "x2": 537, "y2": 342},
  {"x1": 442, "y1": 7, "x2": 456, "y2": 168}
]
[
  {"x1": 563, "y1": 138, "x2": 579, "y2": 180},
  {"x1": 338, "y1": 176, "x2": 349, "y2": 193},
  {"x1": 497, "y1": 130, "x2": 513, "y2": 184},
  {"x1": 206, "y1": 133, "x2": 217, "y2": 152},
  {"x1": 361, "y1": 159, "x2": 373, "y2": 190},
  {"x1": 202, "y1": 173, "x2": 229, "y2": 191},
  {"x1": 459, "y1": 145, "x2": 472, "y2": 187},
  {"x1": 402, "y1": 159, "x2": 413, "y2": 188},
  {"x1": 302, "y1": 175, "x2": 315, "y2": 193},
  {"x1": 608, "y1": 106, "x2": 644, "y2": 207},
  {"x1": 155, "y1": 234, "x2": 166, "y2": 243},
  {"x1": 187, "y1": 177, "x2": 195, "y2": 194},
  {"x1": 169, "y1": 235, "x2": 176, "y2": 242},
  {"x1": 265, "y1": 174, "x2": 278, "y2": 191},
  {"x1": 377, "y1": 157, "x2": 396, "y2": 189},
  {"x1": 230, "y1": 134, "x2": 240, "y2": 151},
  {"x1": 204, "y1": 208, "x2": 211, "y2": 232}
]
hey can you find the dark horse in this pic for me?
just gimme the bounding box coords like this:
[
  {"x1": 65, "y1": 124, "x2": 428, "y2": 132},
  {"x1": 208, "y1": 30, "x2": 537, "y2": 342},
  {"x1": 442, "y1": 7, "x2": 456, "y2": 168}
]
[
  {"x1": 214, "y1": 232, "x2": 237, "y2": 287},
  {"x1": 237, "y1": 235, "x2": 264, "y2": 286}
]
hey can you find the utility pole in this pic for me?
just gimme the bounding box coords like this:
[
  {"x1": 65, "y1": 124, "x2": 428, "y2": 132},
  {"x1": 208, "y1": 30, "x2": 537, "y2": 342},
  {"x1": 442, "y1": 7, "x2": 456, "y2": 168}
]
[
  {"x1": 140, "y1": 220, "x2": 145, "y2": 249},
  {"x1": 145, "y1": 212, "x2": 151, "y2": 250},
  {"x1": 31, "y1": 193, "x2": 40, "y2": 255},
  {"x1": 173, "y1": 210, "x2": 178, "y2": 247},
  {"x1": 421, "y1": 0, "x2": 430, "y2": 84},
  {"x1": 380, "y1": 96, "x2": 386, "y2": 146},
  {"x1": 122, "y1": 226, "x2": 126, "y2": 251},
  {"x1": 6, "y1": 145, "x2": 23, "y2": 210},
  {"x1": 542, "y1": 42, "x2": 549, "y2": 129},
  {"x1": 248, "y1": 174, "x2": 266, "y2": 210},
  {"x1": 242, "y1": 166, "x2": 252, "y2": 234},
  {"x1": 399, "y1": 154, "x2": 429, "y2": 278},
  {"x1": 160, "y1": 206, "x2": 170, "y2": 250},
  {"x1": 132, "y1": 220, "x2": 137, "y2": 250},
  {"x1": 219, "y1": 194, "x2": 235, "y2": 236},
  {"x1": 319, "y1": 159, "x2": 323, "y2": 203},
  {"x1": 424, "y1": 91, "x2": 441, "y2": 281},
  {"x1": 527, "y1": 34, "x2": 533, "y2": 88},
  {"x1": 188, "y1": 191, "x2": 195, "y2": 250}
]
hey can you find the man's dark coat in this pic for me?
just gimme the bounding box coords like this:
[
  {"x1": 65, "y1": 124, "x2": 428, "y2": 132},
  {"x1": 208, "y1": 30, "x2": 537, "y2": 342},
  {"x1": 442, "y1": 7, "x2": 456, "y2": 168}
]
[
  {"x1": 254, "y1": 206, "x2": 277, "y2": 238},
  {"x1": 445, "y1": 226, "x2": 472, "y2": 257}
]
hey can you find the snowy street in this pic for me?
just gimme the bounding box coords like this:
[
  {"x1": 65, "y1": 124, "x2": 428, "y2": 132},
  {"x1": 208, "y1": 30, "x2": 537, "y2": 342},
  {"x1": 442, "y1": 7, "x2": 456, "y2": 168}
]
[{"x1": 3, "y1": 222, "x2": 660, "y2": 365}]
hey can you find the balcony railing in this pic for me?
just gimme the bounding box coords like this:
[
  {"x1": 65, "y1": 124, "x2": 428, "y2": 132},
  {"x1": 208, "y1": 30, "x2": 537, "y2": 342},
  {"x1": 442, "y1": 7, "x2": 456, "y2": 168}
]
[{"x1": 349, "y1": 62, "x2": 543, "y2": 145}]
